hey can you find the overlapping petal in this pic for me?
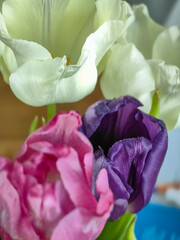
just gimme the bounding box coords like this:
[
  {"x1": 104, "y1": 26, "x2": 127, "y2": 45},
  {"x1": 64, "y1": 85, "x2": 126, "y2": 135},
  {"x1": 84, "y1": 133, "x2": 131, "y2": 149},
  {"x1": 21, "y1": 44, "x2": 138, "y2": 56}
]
[
  {"x1": 0, "y1": 112, "x2": 114, "y2": 239},
  {"x1": 0, "y1": 0, "x2": 134, "y2": 105},
  {"x1": 100, "y1": 42, "x2": 155, "y2": 113},
  {"x1": 152, "y1": 26, "x2": 180, "y2": 68},
  {"x1": 125, "y1": 4, "x2": 165, "y2": 59},
  {"x1": 82, "y1": 96, "x2": 168, "y2": 220},
  {"x1": 148, "y1": 60, "x2": 180, "y2": 130},
  {"x1": 8, "y1": 20, "x2": 124, "y2": 106}
]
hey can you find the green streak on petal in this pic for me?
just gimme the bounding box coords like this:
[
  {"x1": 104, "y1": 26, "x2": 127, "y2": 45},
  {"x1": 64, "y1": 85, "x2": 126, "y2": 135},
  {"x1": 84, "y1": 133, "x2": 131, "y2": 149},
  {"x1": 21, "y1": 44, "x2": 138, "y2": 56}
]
[
  {"x1": 29, "y1": 116, "x2": 38, "y2": 134},
  {"x1": 96, "y1": 213, "x2": 137, "y2": 240},
  {"x1": 47, "y1": 103, "x2": 56, "y2": 121},
  {"x1": 149, "y1": 91, "x2": 160, "y2": 118}
]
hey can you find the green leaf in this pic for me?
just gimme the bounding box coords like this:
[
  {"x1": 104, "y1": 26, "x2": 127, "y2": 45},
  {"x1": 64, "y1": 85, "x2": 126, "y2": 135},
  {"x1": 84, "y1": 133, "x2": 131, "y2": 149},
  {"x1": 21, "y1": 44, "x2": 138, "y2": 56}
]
[
  {"x1": 42, "y1": 117, "x2": 46, "y2": 125},
  {"x1": 47, "y1": 104, "x2": 56, "y2": 121},
  {"x1": 96, "y1": 213, "x2": 137, "y2": 240},
  {"x1": 29, "y1": 116, "x2": 38, "y2": 135}
]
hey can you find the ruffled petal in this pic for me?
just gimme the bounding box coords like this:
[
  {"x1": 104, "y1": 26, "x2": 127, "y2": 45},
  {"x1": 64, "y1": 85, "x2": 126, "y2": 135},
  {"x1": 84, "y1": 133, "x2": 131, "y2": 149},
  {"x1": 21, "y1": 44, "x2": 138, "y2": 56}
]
[
  {"x1": 100, "y1": 42, "x2": 155, "y2": 113},
  {"x1": 9, "y1": 52, "x2": 97, "y2": 105},
  {"x1": 126, "y1": 4, "x2": 165, "y2": 59},
  {"x1": 152, "y1": 26, "x2": 180, "y2": 68},
  {"x1": 51, "y1": 208, "x2": 108, "y2": 240},
  {"x1": 56, "y1": 147, "x2": 97, "y2": 211}
]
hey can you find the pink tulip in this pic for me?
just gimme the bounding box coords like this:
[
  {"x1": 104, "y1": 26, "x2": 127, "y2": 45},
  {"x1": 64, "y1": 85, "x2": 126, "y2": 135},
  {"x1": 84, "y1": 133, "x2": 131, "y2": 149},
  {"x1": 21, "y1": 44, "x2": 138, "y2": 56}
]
[{"x1": 0, "y1": 112, "x2": 113, "y2": 240}]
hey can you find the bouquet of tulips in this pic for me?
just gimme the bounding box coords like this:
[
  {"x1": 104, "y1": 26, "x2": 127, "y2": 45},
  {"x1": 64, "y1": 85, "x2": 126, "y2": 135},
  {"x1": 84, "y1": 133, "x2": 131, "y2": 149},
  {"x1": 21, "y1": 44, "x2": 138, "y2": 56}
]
[{"x1": 0, "y1": 0, "x2": 179, "y2": 239}]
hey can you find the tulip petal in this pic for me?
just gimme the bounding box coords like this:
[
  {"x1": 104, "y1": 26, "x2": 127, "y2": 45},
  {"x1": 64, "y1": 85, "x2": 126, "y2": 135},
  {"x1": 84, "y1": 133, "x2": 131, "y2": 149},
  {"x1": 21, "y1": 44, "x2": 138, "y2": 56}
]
[
  {"x1": 148, "y1": 60, "x2": 180, "y2": 130},
  {"x1": 158, "y1": 65, "x2": 180, "y2": 130},
  {"x1": 51, "y1": 208, "x2": 108, "y2": 240},
  {"x1": 56, "y1": 147, "x2": 97, "y2": 211},
  {"x1": 50, "y1": 0, "x2": 96, "y2": 63},
  {"x1": 0, "y1": 12, "x2": 8, "y2": 55},
  {"x1": 94, "y1": 0, "x2": 133, "y2": 31},
  {"x1": 2, "y1": 0, "x2": 46, "y2": 43},
  {"x1": 0, "y1": 31, "x2": 51, "y2": 67},
  {"x1": 0, "y1": 56, "x2": 10, "y2": 83},
  {"x1": 100, "y1": 42, "x2": 155, "y2": 113},
  {"x1": 152, "y1": 26, "x2": 180, "y2": 68},
  {"x1": 128, "y1": 118, "x2": 168, "y2": 213},
  {"x1": 0, "y1": 168, "x2": 40, "y2": 240},
  {"x1": 9, "y1": 48, "x2": 97, "y2": 105},
  {"x1": 126, "y1": 4, "x2": 165, "y2": 59},
  {"x1": 81, "y1": 20, "x2": 124, "y2": 66}
]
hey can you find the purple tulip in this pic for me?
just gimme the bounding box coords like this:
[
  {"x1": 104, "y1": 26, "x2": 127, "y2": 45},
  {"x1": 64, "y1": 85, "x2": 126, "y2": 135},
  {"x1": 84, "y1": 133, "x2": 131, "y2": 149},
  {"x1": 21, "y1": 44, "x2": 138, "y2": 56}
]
[{"x1": 81, "y1": 96, "x2": 168, "y2": 220}]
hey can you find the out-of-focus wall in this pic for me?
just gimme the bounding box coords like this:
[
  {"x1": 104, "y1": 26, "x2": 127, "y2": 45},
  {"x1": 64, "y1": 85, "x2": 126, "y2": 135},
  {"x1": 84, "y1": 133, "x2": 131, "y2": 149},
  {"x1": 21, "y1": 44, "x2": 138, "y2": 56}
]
[{"x1": 128, "y1": 0, "x2": 178, "y2": 26}]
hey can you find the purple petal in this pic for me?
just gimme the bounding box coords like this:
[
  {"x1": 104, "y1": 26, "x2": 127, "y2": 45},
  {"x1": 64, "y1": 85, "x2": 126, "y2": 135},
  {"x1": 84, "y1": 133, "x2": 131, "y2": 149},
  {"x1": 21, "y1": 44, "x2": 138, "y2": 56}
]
[
  {"x1": 82, "y1": 96, "x2": 168, "y2": 219},
  {"x1": 82, "y1": 96, "x2": 142, "y2": 153},
  {"x1": 129, "y1": 125, "x2": 168, "y2": 212}
]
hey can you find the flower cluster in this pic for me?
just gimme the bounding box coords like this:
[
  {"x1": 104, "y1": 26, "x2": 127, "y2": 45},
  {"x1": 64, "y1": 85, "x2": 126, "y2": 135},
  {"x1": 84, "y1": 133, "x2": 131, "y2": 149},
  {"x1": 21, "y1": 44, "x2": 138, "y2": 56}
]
[
  {"x1": 0, "y1": 97, "x2": 168, "y2": 239},
  {"x1": 0, "y1": 0, "x2": 178, "y2": 239}
]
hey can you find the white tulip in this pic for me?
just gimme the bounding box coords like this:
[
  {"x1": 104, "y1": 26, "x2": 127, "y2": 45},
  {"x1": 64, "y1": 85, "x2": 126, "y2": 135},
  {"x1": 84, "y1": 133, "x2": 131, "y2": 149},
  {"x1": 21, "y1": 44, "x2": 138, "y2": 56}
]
[
  {"x1": 0, "y1": 0, "x2": 133, "y2": 106},
  {"x1": 100, "y1": 4, "x2": 180, "y2": 130}
]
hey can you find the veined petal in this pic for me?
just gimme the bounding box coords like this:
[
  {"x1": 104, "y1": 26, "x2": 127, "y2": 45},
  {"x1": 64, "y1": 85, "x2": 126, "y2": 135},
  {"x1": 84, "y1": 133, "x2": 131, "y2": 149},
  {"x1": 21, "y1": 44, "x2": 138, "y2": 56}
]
[
  {"x1": 50, "y1": 0, "x2": 95, "y2": 63},
  {"x1": 126, "y1": 4, "x2": 165, "y2": 59},
  {"x1": 100, "y1": 42, "x2": 155, "y2": 113},
  {"x1": 9, "y1": 52, "x2": 97, "y2": 106},
  {"x1": 94, "y1": 0, "x2": 134, "y2": 31},
  {"x1": 152, "y1": 26, "x2": 180, "y2": 68},
  {"x1": 2, "y1": 0, "x2": 96, "y2": 63},
  {"x1": 0, "y1": 31, "x2": 51, "y2": 68},
  {"x1": 2, "y1": 0, "x2": 44, "y2": 44},
  {"x1": 81, "y1": 20, "x2": 124, "y2": 66}
]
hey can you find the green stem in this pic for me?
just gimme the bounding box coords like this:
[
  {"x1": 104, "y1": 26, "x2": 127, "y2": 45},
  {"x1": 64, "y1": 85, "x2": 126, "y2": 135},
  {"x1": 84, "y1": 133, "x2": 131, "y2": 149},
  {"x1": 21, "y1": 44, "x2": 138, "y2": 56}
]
[
  {"x1": 149, "y1": 91, "x2": 160, "y2": 118},
  {"x1": 47, "y1": 104, "x2": 56, "y2": 121}
]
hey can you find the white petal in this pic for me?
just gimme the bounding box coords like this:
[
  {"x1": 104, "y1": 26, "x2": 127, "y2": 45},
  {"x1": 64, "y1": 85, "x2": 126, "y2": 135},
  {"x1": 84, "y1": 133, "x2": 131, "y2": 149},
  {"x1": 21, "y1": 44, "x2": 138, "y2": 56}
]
[
  {"x1": 0, "y1": 12, "x2": 8, "y2": 56},
  {"x1": 0, "y1": 55, "x2": 10, "y2": 83},
  {"x1": 50, "y1": 0, "x2": 96, "y2": 63},
  {"x1": 0, "y1": 31, "x2": 51, "y2": 68},
  {"x1": 2, "y1": 0, "x2": 96, "y2": 63},
  {"x1": 158, "y1": 64, "x2": 180, "y2": 130},
  {"x1": 81, "y1": 20, "x2": 124, "y2": 66},
  {"x1": 152, "y1": 26, "x2": 180, "y2": 68},
  {"x1": 126, "y1": 4, "x2": 165, "y2": 59},
  {"x1": 9, "y1": 53, "x2": 97, "y2": 106},
  {"x1": 2, "y1": 45, "x2": 17, "y2": 74},
  {"x1": 94, "y1": 0, "x2": 134, "y2": 31},
  {"x1": 2, "y1": 0, "x2": 44, "y2": 43},
  {"x1": 100, "y1": 42, "x2": 155, "y2": 113},
  {"x1": 148, "y1": 59, "x2": 180, "y2": 130}
]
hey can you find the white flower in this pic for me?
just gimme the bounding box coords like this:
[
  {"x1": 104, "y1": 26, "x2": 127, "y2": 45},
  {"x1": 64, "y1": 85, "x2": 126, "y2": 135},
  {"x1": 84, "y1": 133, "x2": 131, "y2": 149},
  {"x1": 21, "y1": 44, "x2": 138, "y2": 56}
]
[
  {"x1": 100, "y1": 4, "x2": 180, "y2": 130},
  {"x1": 0, "y1": 0, "x2": 133, "y2": 106}
]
